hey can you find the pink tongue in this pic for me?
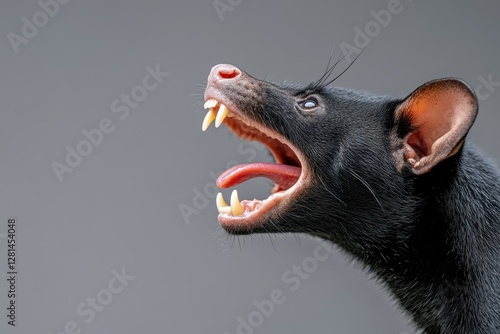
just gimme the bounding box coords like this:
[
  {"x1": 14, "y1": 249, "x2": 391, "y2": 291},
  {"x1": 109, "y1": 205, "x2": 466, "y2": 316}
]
[{"x1": 216, "y1": 163, "x2": 301, "y2": 190}]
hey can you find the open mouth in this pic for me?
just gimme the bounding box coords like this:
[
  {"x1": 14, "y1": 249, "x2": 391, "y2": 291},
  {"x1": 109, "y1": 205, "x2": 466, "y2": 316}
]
[{"x1": 201, "y1": 95, "x2": 310, "y2": 230}]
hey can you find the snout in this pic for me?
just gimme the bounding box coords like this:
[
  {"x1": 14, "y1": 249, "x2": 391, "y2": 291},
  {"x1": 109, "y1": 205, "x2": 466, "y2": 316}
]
[{"x1": 204, "y1": 64, "x2": 261, "y2": 105}]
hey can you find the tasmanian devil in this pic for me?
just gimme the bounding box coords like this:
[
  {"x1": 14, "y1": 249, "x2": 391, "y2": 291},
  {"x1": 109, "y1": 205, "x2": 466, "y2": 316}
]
[{"x1": 201, "y1": 63, "x2": 500, "y2": 333}]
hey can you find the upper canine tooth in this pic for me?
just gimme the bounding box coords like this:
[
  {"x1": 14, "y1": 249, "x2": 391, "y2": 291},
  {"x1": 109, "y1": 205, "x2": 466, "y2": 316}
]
[
  {"x1": 230, "y1": 190, "x2": 245, "y2": 216},
  {"x1": 202, "y1": 109, "x2": 216, "y2": 131},
  {"x1": 204, "y1": 99, "x2": 218, "y2": 109},
  {"x1": 215, "y1": 104, "x2": 230, "y2": 128}
]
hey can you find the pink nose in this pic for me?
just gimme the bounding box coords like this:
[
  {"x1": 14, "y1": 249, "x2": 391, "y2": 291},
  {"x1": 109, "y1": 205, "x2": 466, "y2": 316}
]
[{"x1": 208, "y1": 64, "x2": 241, "y2": 84}]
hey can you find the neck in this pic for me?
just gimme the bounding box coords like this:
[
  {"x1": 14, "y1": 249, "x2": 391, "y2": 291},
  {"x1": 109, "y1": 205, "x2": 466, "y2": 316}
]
[{"x1": 323, "y1": 144, "x2": 500, "y2": 333}]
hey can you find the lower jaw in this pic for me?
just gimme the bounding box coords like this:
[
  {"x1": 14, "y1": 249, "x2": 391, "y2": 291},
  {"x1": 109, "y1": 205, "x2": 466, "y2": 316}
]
[
  {"x1": 218, "y1": 198, "x2": 283, "y2": 232},
  {"x1": 215, "y1": 158, "x2": 311, "y2": 234},
  {"x1": 217, "y1": 175, "x2": 314, "y2": 233}
]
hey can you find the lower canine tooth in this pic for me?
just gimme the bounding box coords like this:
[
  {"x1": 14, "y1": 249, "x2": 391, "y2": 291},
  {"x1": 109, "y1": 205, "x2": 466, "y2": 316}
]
[
  {"x1": 216, "y1": 192, "x2": 228, "y2": 209},
  {"x1": 202, "y1": 109, "x2": 216, "y2": 131},
  {"x1": 230, "y1": 190, "x2": 245, "y2": 216},
  {"x1": 216, "y1": 193, "x2": 231, "y2": 214},
  {"x1": 215, "y1": 104, "x2": 230, "y2": 128}
]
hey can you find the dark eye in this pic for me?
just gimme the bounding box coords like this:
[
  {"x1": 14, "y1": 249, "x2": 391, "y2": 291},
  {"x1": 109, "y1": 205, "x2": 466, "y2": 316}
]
[{"x1": 298, "y1": 97, "x2": 319, "y2": 111}]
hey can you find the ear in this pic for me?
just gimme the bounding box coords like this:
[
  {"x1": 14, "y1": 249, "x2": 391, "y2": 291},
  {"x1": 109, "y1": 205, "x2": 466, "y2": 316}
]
[{"x1": 394, "y1": 78, "x2": 478, "y2": 175}]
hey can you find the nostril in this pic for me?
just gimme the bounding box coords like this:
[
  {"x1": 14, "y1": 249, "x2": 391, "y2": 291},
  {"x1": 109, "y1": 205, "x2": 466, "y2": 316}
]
[
  {"x1": 218, "y1": 67, "x2": 240, "y2": 79},
  {"x1": 208, "y1": 64, "x2": 242, "y2": 85}
]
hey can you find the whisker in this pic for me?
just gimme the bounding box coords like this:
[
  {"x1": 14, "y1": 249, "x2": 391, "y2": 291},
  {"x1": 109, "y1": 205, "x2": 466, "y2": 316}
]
[
  {"x1": 317, "y1": 174, "x2": 347, "y2": 207},
  {"x1": 349, "y1": 170, "x2": 385, "y2": 212},
  {"x1": 262, "y1": 64, "x2": 271, "y2": 82},
  {"x1": 323, "y1": 50, "x2": 363, "y2": 87},
  {"x1": 268, "y1": 234, "x2": 277, "y2": 252},
  {"x1": 191, "y1": 102, "x2": 204, "y2": 108}
]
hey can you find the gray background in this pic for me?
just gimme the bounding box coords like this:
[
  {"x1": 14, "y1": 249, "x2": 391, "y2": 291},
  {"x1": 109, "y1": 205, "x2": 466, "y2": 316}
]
[{"x1": 0, "y1": 1, "x2": 499, "y2": 333}]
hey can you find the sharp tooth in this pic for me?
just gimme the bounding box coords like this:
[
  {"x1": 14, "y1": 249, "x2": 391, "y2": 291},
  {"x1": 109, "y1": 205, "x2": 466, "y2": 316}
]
[
  {"x1": 216, "y1": 193, "x2": 231, "y2": 214},
  {"x1": 216, "y1": 192, "x2": 228, "y2": 209},
  {"x1": 215, "y1": 104, "x2": 230, "y2": 128},
  {"x1": 204, "y1": 99, "x2": 218, "y2": 109},
  {"x1": 202, "y1": 109, "x2": 216, "y2": 131},
  {"x1": 230, "y1": 190, "x2": 245, "y2": 216}
]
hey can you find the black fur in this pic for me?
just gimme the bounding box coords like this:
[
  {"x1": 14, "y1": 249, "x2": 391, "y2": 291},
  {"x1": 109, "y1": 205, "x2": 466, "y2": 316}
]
[{"x1": 209, "y1": 67, "x2": 500, "y2": 333}]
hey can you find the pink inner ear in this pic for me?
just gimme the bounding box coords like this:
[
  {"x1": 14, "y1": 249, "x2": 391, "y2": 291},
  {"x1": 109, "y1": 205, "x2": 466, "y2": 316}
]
[
  {"x1": 396, "y1": 78, "x2": 478, "y2": 174},
  {"x1": 408, "y1": 88, "x2": 470, "y2": 157},
  {"x1": 406, "y1": 133, "x2": 426, "y2": 158}
]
